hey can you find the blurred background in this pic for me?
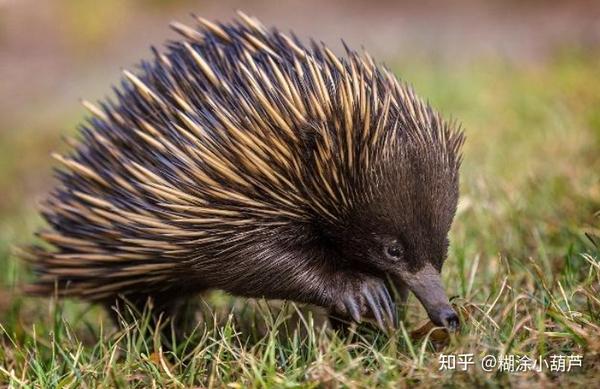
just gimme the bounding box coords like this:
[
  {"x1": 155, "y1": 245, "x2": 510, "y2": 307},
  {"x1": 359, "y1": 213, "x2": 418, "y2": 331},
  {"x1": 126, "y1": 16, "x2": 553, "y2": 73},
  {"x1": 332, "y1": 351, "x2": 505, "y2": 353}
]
[{"x1": 1, "y1": 0, "x2": 599, "y2": 323}]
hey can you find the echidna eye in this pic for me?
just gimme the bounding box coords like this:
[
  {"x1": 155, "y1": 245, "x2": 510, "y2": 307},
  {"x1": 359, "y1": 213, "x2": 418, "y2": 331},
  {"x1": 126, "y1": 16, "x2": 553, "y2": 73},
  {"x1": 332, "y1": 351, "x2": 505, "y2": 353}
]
[{"x1": 386, "y1": 245, "x2": 403, "y2": 259}]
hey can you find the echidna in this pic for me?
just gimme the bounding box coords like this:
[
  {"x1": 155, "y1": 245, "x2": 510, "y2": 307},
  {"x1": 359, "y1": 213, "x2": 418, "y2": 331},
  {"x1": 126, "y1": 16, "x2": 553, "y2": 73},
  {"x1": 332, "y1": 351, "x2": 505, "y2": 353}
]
[{"x1": 23, "y1": 12, "x2": 464, "y2": 332}]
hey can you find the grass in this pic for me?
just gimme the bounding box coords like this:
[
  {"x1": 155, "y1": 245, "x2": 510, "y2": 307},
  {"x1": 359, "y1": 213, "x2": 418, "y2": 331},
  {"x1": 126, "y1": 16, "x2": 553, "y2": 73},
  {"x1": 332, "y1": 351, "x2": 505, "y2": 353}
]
[{"x1": 1, "y1": 52, "x2": 599, "y2": 387}]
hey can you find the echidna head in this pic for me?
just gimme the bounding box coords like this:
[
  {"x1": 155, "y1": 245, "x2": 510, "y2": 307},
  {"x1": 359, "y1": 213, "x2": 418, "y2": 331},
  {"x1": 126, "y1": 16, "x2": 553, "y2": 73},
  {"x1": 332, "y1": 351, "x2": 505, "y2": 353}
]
[{"x1": 328, "y1": 127, "x2": 462, "y2": 329}]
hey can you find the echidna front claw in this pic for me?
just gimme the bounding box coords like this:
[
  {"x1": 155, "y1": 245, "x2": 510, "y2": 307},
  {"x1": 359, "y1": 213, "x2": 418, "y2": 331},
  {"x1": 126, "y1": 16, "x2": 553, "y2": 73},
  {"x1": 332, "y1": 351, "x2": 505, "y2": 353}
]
[
  {"x1": 334, "y1": 275, "x2": 394, "y2": 331},
  {"x1": 378, "y1": 284, "x2": 397, "y2": 328},
  {"x1": 362, "y1": 278, "x2": 397, "y2": 331},
  {"x1": 344, "y1": 296, "x2": 362, "y2": 323},
  {"x1": 363, "y1": 286, "x2": 386, "y2": 331}
]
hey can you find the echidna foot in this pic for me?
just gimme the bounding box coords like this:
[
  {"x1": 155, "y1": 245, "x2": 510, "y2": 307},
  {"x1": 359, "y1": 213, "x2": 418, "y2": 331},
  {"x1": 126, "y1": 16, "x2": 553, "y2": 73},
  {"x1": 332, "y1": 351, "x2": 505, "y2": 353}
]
[{"x1": 332, "y1": 275, "x2": 397, "y2": 331}]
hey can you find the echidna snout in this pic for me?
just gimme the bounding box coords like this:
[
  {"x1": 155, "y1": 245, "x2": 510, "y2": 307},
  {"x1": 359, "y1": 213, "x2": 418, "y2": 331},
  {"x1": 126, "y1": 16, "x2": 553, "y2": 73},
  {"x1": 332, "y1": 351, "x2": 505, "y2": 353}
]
[
  {"x1": 392, "y1": 264, "x2": 459, "y2": 330},
  {"x1": 22, "y1": 11, "x2": 464, "y2": 334}
]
